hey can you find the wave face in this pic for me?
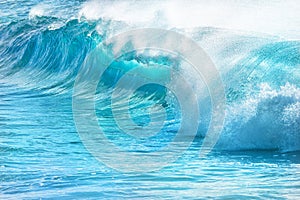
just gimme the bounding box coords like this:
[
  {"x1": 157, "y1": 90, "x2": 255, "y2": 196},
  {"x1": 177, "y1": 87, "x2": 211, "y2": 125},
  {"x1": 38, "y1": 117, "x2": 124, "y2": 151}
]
[{"x1": 1, "y1": 0, "x2": 300, "y2": 154}]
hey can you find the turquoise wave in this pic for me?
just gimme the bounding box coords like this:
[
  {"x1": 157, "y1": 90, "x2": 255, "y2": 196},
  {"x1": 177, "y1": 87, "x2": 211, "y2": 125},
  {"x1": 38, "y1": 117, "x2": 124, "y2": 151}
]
[{"x1": 1, "y1": 15, "x2": 300, "y2": 152}]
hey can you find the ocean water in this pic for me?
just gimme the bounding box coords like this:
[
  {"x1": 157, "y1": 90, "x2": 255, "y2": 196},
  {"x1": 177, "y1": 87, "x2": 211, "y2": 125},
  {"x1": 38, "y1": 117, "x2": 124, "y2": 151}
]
[{"x1": 1, "y1": 0, "x2": 300, "y2": 199}]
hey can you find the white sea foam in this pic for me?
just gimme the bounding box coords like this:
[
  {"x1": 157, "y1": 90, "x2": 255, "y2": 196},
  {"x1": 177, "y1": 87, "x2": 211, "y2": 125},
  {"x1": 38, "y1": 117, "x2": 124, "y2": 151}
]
[
  {"x1": 29, "y1": 3, "x2": 48, "y2": 19},
  {"x1": 217, "y1": 83, "x2": 300, "y2": 152}
]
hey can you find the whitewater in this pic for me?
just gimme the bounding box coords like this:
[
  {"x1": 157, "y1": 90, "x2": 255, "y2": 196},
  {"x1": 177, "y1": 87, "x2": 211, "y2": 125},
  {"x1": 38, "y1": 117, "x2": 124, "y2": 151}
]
[{"x1": 0, "y1": 0, "x2": 299, "y2": 199}]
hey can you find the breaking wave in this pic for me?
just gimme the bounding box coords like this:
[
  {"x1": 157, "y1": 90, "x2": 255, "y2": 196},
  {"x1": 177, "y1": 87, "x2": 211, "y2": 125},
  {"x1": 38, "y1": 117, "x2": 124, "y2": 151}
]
[{"x1": 1, "y1": 1, "x2": 300, "y2": 153}]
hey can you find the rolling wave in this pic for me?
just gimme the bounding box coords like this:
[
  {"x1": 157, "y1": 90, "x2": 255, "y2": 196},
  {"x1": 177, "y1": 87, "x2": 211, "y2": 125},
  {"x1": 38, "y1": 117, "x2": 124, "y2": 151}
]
[{"x1": 1, "y1": 9, "x2": 299, "y2": 152}]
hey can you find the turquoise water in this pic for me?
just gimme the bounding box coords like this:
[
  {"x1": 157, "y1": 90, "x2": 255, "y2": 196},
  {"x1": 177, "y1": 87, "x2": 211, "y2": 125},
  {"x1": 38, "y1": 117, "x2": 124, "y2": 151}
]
[{"x1": 1, "y1": 0, "x2": 300, "y2": 199}]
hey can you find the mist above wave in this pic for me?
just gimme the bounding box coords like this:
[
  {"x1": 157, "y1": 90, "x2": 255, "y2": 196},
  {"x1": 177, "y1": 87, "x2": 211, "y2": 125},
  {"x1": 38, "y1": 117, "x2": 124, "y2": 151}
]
[{"x1": 79, "y1": 0, "x2": 300, "y2": 40}]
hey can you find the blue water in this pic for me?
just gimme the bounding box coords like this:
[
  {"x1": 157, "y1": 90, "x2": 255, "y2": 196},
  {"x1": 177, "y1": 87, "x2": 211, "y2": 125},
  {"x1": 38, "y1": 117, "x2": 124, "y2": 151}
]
[{"x1": 1, "y1": 0, "x2": 300, "y2": 199}]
